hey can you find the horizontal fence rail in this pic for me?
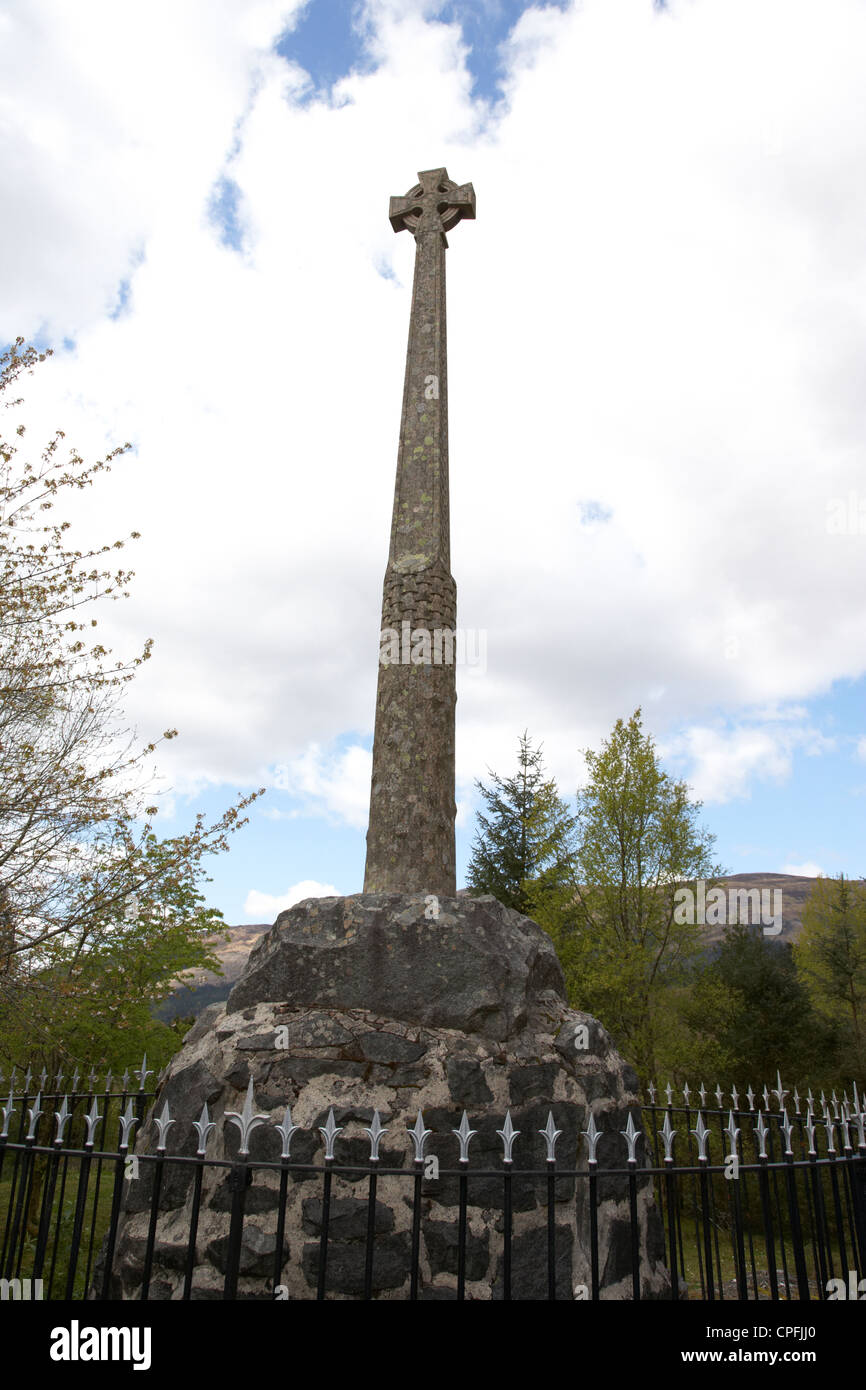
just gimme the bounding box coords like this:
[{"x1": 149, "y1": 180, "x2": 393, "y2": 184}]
[{"x1": 1, "y1": 1062, "x2": 864, "y2": 1301}]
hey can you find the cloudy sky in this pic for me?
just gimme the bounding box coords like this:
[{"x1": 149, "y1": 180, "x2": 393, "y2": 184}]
[{"x1": 3, "y1": 0, "x2": 865, "y2": 925}]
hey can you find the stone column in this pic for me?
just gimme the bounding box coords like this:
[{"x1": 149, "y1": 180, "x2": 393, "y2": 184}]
[{"x1": 364, "y1": 168, "x2": 475, "y2": 896}]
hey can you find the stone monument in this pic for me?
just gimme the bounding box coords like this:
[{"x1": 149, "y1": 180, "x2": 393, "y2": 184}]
[
  {"x1": 102, "y1": 169, "x2": 669, "y2": 1300},
  {"x1": 364, "y1": 168, "x2": 473, "y2": 896}
]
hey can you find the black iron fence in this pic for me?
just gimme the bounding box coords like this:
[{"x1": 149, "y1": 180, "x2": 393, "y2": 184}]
[{"x1": 1, "y1": 1062, "x2": 865, "y2": 1301}]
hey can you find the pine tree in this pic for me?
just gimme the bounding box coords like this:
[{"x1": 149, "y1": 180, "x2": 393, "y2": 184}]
[{"x1": 465, "y1": 731, "x2": 577, "y2": 918}]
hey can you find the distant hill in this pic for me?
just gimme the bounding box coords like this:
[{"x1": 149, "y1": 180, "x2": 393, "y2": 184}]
[
  {"x1": 692, "y1": 873, "x2": 814, "y2": 948},
  {"x1": 154, "y1": 875, "x2": 851, "y2": 1022},
  {"x1": 154, "y1": 921, "x2": 269, "y2": 1022}
]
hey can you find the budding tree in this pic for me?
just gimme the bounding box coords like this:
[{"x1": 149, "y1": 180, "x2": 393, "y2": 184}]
[
  {"x1": 0, "y1": 340, "x2": 264, "y2": 1071},
  {"x1": 561, "y1": 709, "x2": 723, "y2": 1079}
]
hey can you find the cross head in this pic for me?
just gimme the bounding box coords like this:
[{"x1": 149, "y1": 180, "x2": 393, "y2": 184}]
[{"x1": 389, "y1": 167, "x2": 476, "y2": 242}]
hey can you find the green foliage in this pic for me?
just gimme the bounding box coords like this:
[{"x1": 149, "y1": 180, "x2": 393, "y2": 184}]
[
  {"x1": 559, "y1": 709, "x2": 723, "y2": 1079},
  {"x1": 667, "y1": 921, "x2": 834, "y2": 1085},
  {"x1": 793, "y1": 872, "x2": 866, "y2": 1077},
  {"x1": 465, "y1": 730, "x2": 577, "y2": 917},
  {"x1": 0, "y1": 339, "x2": 264, "y2": 1074},
  {"x1": 0, "y1": 828, "x2": 230, "y2": 1076}
]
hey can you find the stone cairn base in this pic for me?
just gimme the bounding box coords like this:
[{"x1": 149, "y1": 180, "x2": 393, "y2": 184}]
[{"x1": 103, "y1": 894, "x2": 670, "y2": 1300}]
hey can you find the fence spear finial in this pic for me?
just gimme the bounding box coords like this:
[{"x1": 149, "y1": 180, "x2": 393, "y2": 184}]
[
  {"x1": 408, "y1": 1110, "x2": 431, "y2": 1163},
  {"x1": 153, "y1": 1098, "x2": 173, "y2": 1152},
  {"x1": 119, "y1": 1099, "x2": 138, "y2": 1149},
  {"x1": 193, "y1": 1102, "x2": 216, "y2": 1156},
  {"x1": 724, "y1": 1110, "x2": 739, "y2": 1159},
  {"x1": 84, "y1": 1095, "x2": 102, "y2": 1146},
  {"x1": 659, "y1": 1111, "x2": 676, "y2": 1162},
  {"x1": 319, "y1": 1108, "x2": 343, "y2": 1161},
  {"x1": 25, "y1": 1091, "x2": 43, "y2": 1140},
  {"x1": 135, "y1": 1054, "x2": 153, "y2": 1091},
  {"x1": 497, "y1": 1110, "x2": 520, "y2": 1163},
  {"x1": 1, "y1": 1088, "x2": 15, "y2": 1138},
  {"x1": 691, "y1": 1112, "x2": 710, "y2": 1161},
  {"x1": 276, "y1": 1104, "x2": 300, "y2": 1161},
  {"x1": 804, "y1": 1107, "x2": 817, "y2": 1156},
  {"x1": 780, "y1": 1107, "x2": 794, "y2": 1155},
  {"x1": 453, "y1": 1111, "x2": 477, "y2": 1164},
  {"x1": 54, "y1": 1095, "x2": 72, "y2": 1144},
  {"x1": 620, "y1": 1111, "x2": 641, "y2": 1164},
  {"x1": 364, "y1": 1110, "x2": 388, "y2": 1162},
  {"x1": 823, "y1": 1104, "x2": 836, "y2": 1155},
  {"x1": 540, "y1": 1111, "x2": 562, "y2": 1163},
  {"x1": 226, "y1": 1079, "x2": 267, "y2": 1156}
]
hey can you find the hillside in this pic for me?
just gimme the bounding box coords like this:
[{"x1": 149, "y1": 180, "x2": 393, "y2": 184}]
[
  {"x1": 154, "y1": 874, "x2": 845, "y2": 1021},
  {"x1": 154, "y1": 921, "x2": 269, "y2": 1021}
]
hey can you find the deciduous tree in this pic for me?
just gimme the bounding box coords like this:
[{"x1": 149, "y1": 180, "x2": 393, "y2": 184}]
[
  {"x1": 0, "y1": 339, "x2": 263, "y2": 1070},
  {"x1": 561, "y1": 709, "x2": 723, "y2": 1079}
]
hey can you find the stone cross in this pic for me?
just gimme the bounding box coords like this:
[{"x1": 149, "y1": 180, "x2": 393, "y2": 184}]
[{"x1": 363, "y1": 168, "x2": 475, "y2": 896}]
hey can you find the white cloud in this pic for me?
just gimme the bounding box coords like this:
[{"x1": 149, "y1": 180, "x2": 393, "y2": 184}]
[
  {"x1": 660, "y1": 719, "x2": 834, "y2": 805},
  {"x1": 244, "y1": 878, "x2": 339, "y2": 918},
  {"x1": 3, "y1": 0, "x2": 866, "y2": 830},
  {"x1": 272, "y1": 743, "x2": 373, "y2": 829},
  {"x1": 780, "y1": 862, "x2": 824, "y2": 878},
  {"x1": 857, "y1": 738, "x2": 866, "y2": 761}
]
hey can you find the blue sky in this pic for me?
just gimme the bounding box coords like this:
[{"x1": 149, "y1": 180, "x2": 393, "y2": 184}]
[
  {"x1": 2, "y1": 0, "x2": 865, "y2": 927},
  {"x1": 277, "y1": 0, "x2": 568, "y2": 106}
]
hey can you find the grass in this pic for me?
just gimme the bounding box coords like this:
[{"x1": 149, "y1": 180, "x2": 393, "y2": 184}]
[{"x1": 1, "y1": 1158, "x2": 118, "y2": 1299}]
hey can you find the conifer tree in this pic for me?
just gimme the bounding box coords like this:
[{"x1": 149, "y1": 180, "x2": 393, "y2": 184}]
[{"x1": 465, "y1": 731, "x2": 577, "y2": 918}]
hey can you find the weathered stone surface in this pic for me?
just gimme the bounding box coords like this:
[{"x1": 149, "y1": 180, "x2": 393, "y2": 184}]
[
  {"x1": 302, "y1": 1234, "x2": 412, "y2": 1295},
  {"x1": 302, "y1": 1197, "x2": 395, "y2": 1239},
  {"x1": 227, "y1": 892, "x2": 565, "y2": 1041},
  {"x1": 102, "y1": 952, "x2": 670, "y2": 1300},
  {"x1": 364, "y1": 168, "x2": 475, "y2": 897},
  {"x1": 208, "y1": 1225, "x2": 286, "y2": 1277},
  {"x1": 425, "y1": 1221, "x2": 489, "y2": 1281},
  {"x1": 358, "y1": 1032, "x2": 427, "y2": 1064},
  {"x1": 446, "y1": 1055, "x2": 494, "y2": 1106},
  {"x1": 492, "y1": 1225, "x2": 574, "y2": 1301}
]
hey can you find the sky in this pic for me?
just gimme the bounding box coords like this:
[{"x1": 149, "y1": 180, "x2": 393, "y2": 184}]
[{"x1": 2, "y1": 0, "x2": 865, "y2": 926}]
